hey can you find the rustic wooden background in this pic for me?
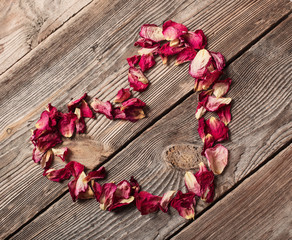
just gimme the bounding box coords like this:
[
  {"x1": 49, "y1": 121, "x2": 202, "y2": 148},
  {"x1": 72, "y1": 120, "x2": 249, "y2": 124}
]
[{"x1": 0, "y1": 0, "x2": 291, "y2": 239}]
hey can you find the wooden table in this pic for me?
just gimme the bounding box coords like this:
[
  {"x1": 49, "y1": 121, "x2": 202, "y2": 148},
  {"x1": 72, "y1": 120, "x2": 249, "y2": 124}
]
[{"x1": 0, "y1": 0, "x2": 291, "y2": 239}]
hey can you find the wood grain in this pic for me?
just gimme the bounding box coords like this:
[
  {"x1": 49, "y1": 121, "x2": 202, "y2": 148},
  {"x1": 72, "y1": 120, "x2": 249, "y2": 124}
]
[
  {"x1": 10, "y1": 15, "x2": 292, "y2": 240},
  {"x1": 0, "y1": 0, "x2": 92, "y2": 74},
  {"x1": 172, "y1": 145, "x2": 292, "y2": 240}
]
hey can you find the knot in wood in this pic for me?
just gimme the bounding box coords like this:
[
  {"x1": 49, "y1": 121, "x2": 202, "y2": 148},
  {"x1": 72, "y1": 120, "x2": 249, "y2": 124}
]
[{"x1": 163, "y1": 144, "x2": 204, "y2": 170}]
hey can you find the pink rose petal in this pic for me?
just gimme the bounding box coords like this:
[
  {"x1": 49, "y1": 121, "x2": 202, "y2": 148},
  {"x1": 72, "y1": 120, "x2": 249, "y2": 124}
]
[
  {"x1": 206, "y1": 117, "x2": 229, "y2": 142},
  {"x1": 212, "y1": 78, "x2": 232, "y2": 98},
  {"x1": 52, "y1": 147, "x2": 68, "y2": 161},
  {"x1": 139, "y1": 54, "x2": 156, "y2": 72},
  {"x1": 216, "y1": 104, "x2": 232, "y2": 125},
  {"x1": 58, "y1": 112, "x2": 77, "y2": 138},
  {"x1": 162, "y1": 20, "x2": 188, "y2": 41},
  {"x1": 139, "y1": 24, "x2": 165, "y2": 42},
  {"x1": 183, "y1": 29, "x2": 207, "y2": 49},
  {"x1": 205, "y1": 96, "x2": 232, "y2": 112},
  {"x1": 205, "y1": 144, "x2": 228, "y2": 175},
  {"x1": 91, "y1": 98, "x2": 113, "y2": 120},
  {"x1": 175, "y1": 47, "x2": 197, "y2": 65},
  {"x1": 114, "y1": 88, "x2": 131, "y2": 103},
  {"x1": 159, "y1": 190, "x2": 176, "y2": 213},
  {"x1": 128, "y1": 67, "x2": 149, "y2": 92},
  {"x1": 127, "y1": 55, "x2": 140, "y2": 67}
]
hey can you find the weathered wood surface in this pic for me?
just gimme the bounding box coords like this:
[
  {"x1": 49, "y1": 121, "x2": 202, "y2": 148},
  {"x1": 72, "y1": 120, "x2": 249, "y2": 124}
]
[
  {"x1": 173, "y1": 145, "x2": 292, "y2": 240},
  {"x1": 10, "y1": 15, "x2": 292, "y2": 240},
  {"x1": 0, "y1": 0, "x2": 92, "y2": 75}
]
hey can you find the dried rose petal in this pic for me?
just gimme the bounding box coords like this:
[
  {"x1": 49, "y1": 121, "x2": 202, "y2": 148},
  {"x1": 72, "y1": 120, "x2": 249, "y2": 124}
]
[
  {"x1": 114, "y1": 88, "x2": 131, "y2": 103},
  {"x1": 202, "y1": 133, "x2": 215, "y2": 155},
  {"x1": 195, "y1": 162, "x2": 215, "y2": 202},
  {"x1": 84, "y1": 166, "x2": 106, "y2": 182},
  {"x1": 134, "y1": 38, "x2": 156, "y2": 48},
  {"x1": 171, "y1": 191, "x2": 196, "y2": 219},
  {"x1": 52, "y1": 147, "x2": 68, "y2": 161},
  {"x1": 43, "y1": 168, "x2": 71, "y2": 182},
  {"x1": 58, "y1": 112, "x2": 77, "y2": 138},
  {"x1": 80, "y1": 100, "x2": 94, "y2": 119},
  {"x1": 212, "y1": 78, "x2": 232, "y2": 98},
  {"x1": 128, "y1": 67, "x2": 149, "y2": 92},
  {"x1": 205, "y1": 96, "x2": 232, "y2": 112},
  {"x1": 121, "y1": 98, "x2": 146, "y2": 110},
  {"x1": 189, "y1": 49, "x2": 212, "y2": 78},
  {"x1": 139, "y1": 54, "x2": 156, "y2": 72},
  {"x1": 33, "y1": 130, "x2": 63, "y2": 152},
  {"x1": 169, "y1": 38, "x2": 180, "y2": 47},
  {"x1": 65, "y1": 161, "x2": 84, "y2": 178},
  {"x1": 184, "y1": 171, "x2": 200, "y2": 196},
  {"x1": 199, "y1": 89, "x2": 214, "y2": 101},
  {"x1": 45, "y1": 104, "x2": 60, "y2": 127},
  {"x1": 40, "y1": 149, "x2": 54, "y2": 169},
  {"x1": 216, "y1": 104, "x2": 232, "y2": 125},
  {"x1": 159, "y1": 190, "x2": 176, "y2": 213},
  {"x1": 139, "y1": 24, "x2": 165, "y2": 42},
  {"x1": 127, "y1": 55, "x2": 140, "y2": 67},
  {"x1": 136, "y1": 191, "x2": 162, "y2": 215},
  {"x1": 93, "y1": 182, "x2": 102, "y2": 201},
  {"x1": 74, "y1": 108, "x2": 86, "y2": 134},
  {"x1": 78, "y1": 184, "x2": 95, "y2": 200},
  {"x1": 159, "y1": 42, "x2": 184, "y2": 57},
  {"x1": 67, "y1": 93, "x2": 87, "y2": 112},
  {"x1": 194, "y1": 70, "x2": 222, "y2": 92},
  {"x1": 205, "y1": 144, "x2": 228, "y2": 175},
  {"x1": 98, "y1": 183, "x2": 117, "y2": 210},
  {"x1": 138, "y1": 44, "x2": 160, "y2": 56},
  {"x1": 162, "y1": 20, "x2": 188, "y2": 41},
  {"x1": 195, "y1": 103, "x2": 206, "y2": 120},
  {"x1": 123, "y1": 107, "x2": 146, "y2": 122},
  {"x1": 175, "y1": 47, "x2": 197, "y2": 65},
  {"x1": 32, "y1": 146, "x2": 44, "y2": 163},
  {"x1": 206, "y1": 117, "x2": 229, "y2": 142},
  {"x1": 183, "y1": 30, "x2": 207, "y2": 49},
  {"x1": 35, "y1": 111, "x2": 51, "y2": 131},
  {"x1": 197, "y1": 118, "x2": 206, "y2": 141},
  {"x1": 113, "y1": 107, "x2": 127, "y2": 120},
  {"x1": 91, "y1": 98, "x2": 113, "y2": 120},
  {"x1": 210, "y1": 51, "x2": 225, "y2": 71},
  {"x1": 68, "y1": 171, "x2": 89, "y2": 202},
  {"x1": 130, "y1": 176, "x2": 140, "y2": 196}
]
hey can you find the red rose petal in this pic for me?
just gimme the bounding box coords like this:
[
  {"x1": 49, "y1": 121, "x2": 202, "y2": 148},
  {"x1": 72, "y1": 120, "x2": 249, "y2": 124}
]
[
  {"x1": 184, "y1": 171, "x2": 201, "y2": 196},
  {"x1": 130, "y1": 176, "x2": 140, "y2": 196},
  {"x1": 216, "y1": 104, "x2": 232, "y2": 125},
  {"x1": 128, "y1": 67, "x2": 149, "y2": 92},
  {"x1": 171, "y1": 191, "x2": 196, "y2": 219},
  {"x1": 189, "y1": 49, "x2": 212, "y2": 78},
  {"x1": 121, "y1": 98, "x2": 146, "y2": 110},
  {"x1": 93, "y1": 182, "x2": 102, "y2": 201},
  {"x1": 91, "y1": 98, "x2": 113, "y2": 120},
  {"x1": 34, "y1": 130, "x2": 63, "y2": 152},
  {"x1": 159, "y1": 42, "x2": 184, "y2": 56},
  {"x1": 210, "y1": 51, "x2": 225, "y2": 71},
  {"x1": 80, "y1": 100, "x2": 94, "y2": 119},
  {"x1": 136, "y1": 191, "x2": 162, "y2": 215},
  {"x1": 32, "y1": 146, "x2": 44, "y2": 163},
  {"x1": 206, "y1": 117, "x2": 229, "y2": 142},
  {"x1": 68, "y1": 171, "x2": 89, "y2": 202},
  {"x1": 134, "y1": 38, "x2": 156, "y2": 48},
  {"x1": 197, "y1": 118, "x2": 206, "y2": 141},
  {"x1": 58, "y1": 112, "x2": 77, "y2": 138},
  {"x1": 114, "y1": 88, "x2": 131, "y2": 103},
  {"x1": 139, "y1": 24, "x2": 165, "y2": 42},
  {"x1": 205, "y1": 96, "x2": 232, "y2": 112},
  {"x1": 35, "y1": 111, "x2": 51, "y2": 131},
  {"x1": 98, "y1": 183, "x2": 117, "y2": 210},
  {"x1": 74, "y1": 108, "x2": 86, "y2": 134},
  {"x1": 84, "y1": 166, "x2": 106, "y2": 182},
  {"x1": 52, "y1": 147, "x2": 68, "y2": 161},
  {"x1": 139, "y1": 54, "x2": 156, "y2": 72},
  {"x1": 159, "y1": 190, "x2": 176, "y2": 213},
  {"x1": 65, "y1": 161, "x2": 84, "y2": 178},
  {"x1": 113, "y1": 107, "x2": 127, "y2": 120},
  {"x1": 127, "y1": 55, "x2": 140, "y2": 67},
  {"x1": 43, "y1": 167, "x2": 71, "y2": 182},
  {"x1": 202, "y1": 133, "x2": 215, "y2": 155},
  {"x1": 67, "y1": 93, "x2": 87, "y2": 112},
  {"x1": 162, "y1": 20, "x2": 188, "y2": 41},
  {"x1": 194, "y1": 70, "x2": 222, "y2": 92},
  {"x1": 205, "y1": 144, "x2": 228, "y2": 175},
  {"x1": 175, "y1": 47, "x2": 197, "y2": 65},
  {"x1": 183, "y1": 29, "x2": 207, "y2": 49},
  {"x1": 212, "y1": 78, "x2": 232, "y2": 98},
  {"x1": 123, "y1": 107, "x2": 146, "y2": 122}
]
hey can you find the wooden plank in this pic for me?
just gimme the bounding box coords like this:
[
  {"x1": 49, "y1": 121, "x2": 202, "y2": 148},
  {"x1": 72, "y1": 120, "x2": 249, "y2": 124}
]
[
  {"x1": 172, "y1": 145, "x2": 292, "y2": 240},
  {"x1": 0, "y1": 0, "x2": 92, "y2": 74},
  {"x1": 10, "y1": 15, "x2": 292, "y2": 240}
]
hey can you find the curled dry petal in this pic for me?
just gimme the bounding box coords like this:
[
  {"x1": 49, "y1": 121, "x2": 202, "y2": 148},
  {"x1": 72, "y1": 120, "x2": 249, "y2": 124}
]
[
  {"x1": 65, "y1": 161, "x2": 84, "y2": 178},
  {"x1": 206, "y1": 117, "x2": 229, "y2": 142},
  {"x1": 210, "y1": 51, "x2": 225, "y2": 71},
  {"x1": 121, "y1": 98, "x2": 146, "y2": 110},
  {"x1": 58, "y1": 112, "x2": 77, "y2": 138},
  {"x1": 139, "y1": 54, "x2": 156, "y2": 72},
  {"x1": 216, "y1": 104, "x2": 232, "y2": 125},
  {"x1": 138, "y1": 45, "x2": 160, "y2": 55},
  {"x1": 136, "y1": 191, "x2": 162, "y2": 215},
  {"x1": 183, "y1": 30, "x2": 207, "y2": 49},
  {"x1": 32, "y1": 146, "x2": 44, "y2": 163},
  {"x1": 80, "y1": 100, "x2": 94, "y2": 119},
  {"x1": 67, "y1": 93, "x2": 87, "y2": 112},
  {"x1": 194, "y1": 70, "x2": 222, "y2": 92},
  {"x1": 202, "y1": 133, "x2": 215, "y2": 155},
  {"x1": 35, "y1": 111, "x2": 51, "y2": 131},
  {"x1": 162, "y1": 20, "x2": 188, "y2": 41},
  {"x1": 197, "y1": 118, "x2": 206, "y2": 141},
  {"x1": 130, "y1": 176, "x2": 140, "y2": 196},
  {"x1": 175, "y1": 47, "x2": 197, "y2": 65},
  {"x1": 134, "y1": 38, "x2": 156, "y2": 48},
  {"x1": 98, "y1": 183, "x2": 117, "y2": 210},
  {"x1": 84, "y1": 166, "x2": 106, "y2": 182},
  {"x1": 212, "y1": 78, "x2": 232, "y2": 98},
  {"x1": 113, "y1": 107, "x2": 127, "y2": 120},
  {"x1": 189, "y1": 49, "x2": 212, "y2": 78},
  {"x1": 195, "y1": 162, "x2": 215, "y2": 202},
  {"x1": 159, "y1": 42, "x2": 184, "y2": 56},
  {"x1": 40, "y1": 149, "x2": 54, "y2": 169},
  {"x1": 159, "y1": 190, "x2": 176, "y2": 213},
  {"x1": 123, "y1": 107, "x2": 145, "y2": 122},
  {"x1": 195, "y1": 104, "x2": 206, "y2": 119},
  {"x1": 139, "y1": 24, "x2": 165, "y2": 42},
  {"x1": 114, "y1": 88, "x2": 131, "y2": 103},
  {"x1": 74, "y1": 108, "x2": 86, "y2": 134},
  {"x1": 205, "y1": 144, "x2": 228, "y2": 175},
  {"x1": 185, "y1": 171, "x2": 200, "y2": 196},
  {"x1": 43, "y1": 168, "x2": 71, "y2": 182},
  {"x1": 68, "y1": 171, "x2": 90, "y2": 202},
  {"x1": 93, "y1": 182, "x2": 102, "y2": 201},
  {"x1": 127, "y1": 55, "x2": 140, "y2": 67},
  {"x1": 52, "y1": 147, "x2": 68, "y2": 161},
  {"x1": 91, "y1": 98, "x2": 113, "y2": 120},
  {"x1": 205, "y1": 96, "x2": 232, "y2": 112},
  {"x1": 171, "y1": 191, "x2": 196, "y2": 219},
  {"x1": 33, "y1": 130, "x2": 63, "y2": 152},
  {"x1": 128, "y1": 67, "x2": 149, "y2": 92}
]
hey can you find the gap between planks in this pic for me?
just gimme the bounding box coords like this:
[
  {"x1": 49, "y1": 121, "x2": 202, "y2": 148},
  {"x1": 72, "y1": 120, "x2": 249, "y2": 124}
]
[{"x1": 5, "y1": 10, "x2": 292, "y2": 240}]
